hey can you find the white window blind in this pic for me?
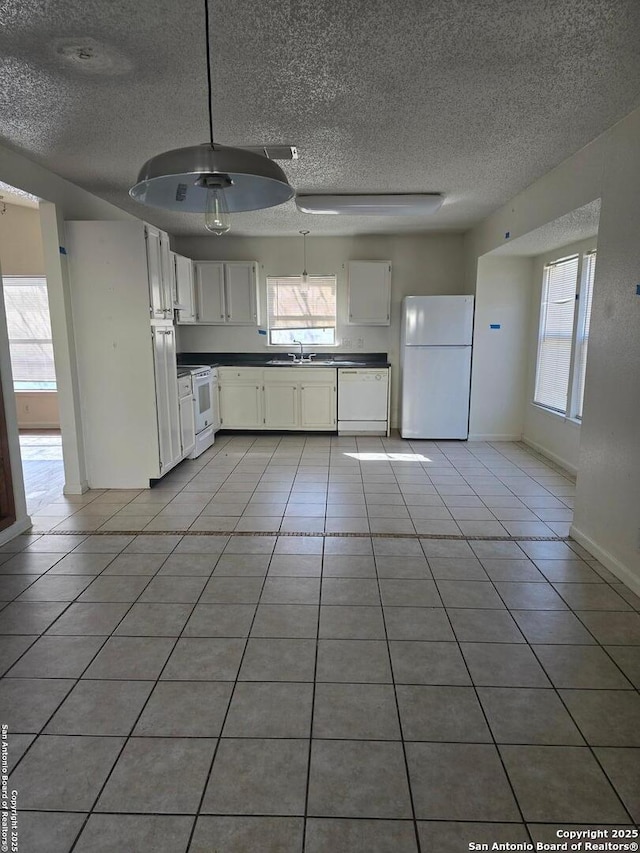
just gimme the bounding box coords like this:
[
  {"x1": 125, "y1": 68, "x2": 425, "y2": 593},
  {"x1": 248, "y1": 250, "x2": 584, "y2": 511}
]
[
  {"x1": 267, "y1": 275, "x2": 337, "y2": 345},
  {"x1": 2, "y1": 276, "x2": 57, "y2": 390},
  {"x1": 534, "y1": 256, "x2": 578, "y2": 413},
  {"x1": 575, "y1": 252, "x2": 596, "y2": 418}
]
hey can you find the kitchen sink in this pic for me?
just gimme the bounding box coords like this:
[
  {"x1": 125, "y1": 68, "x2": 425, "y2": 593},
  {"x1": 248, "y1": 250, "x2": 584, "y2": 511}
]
[{"x1": 266, "y1": 359, "x2": 337, "y2": 366}]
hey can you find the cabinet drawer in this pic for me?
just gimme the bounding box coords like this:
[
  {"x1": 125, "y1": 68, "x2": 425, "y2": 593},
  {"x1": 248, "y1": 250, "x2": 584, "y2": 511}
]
[
  {"x1": 298, "y1": 368, "x2": 336, "y2": 383},
  {"x1": 177, "y1": 376, "x2": 192, "y2": 397},
  {"x1": 218, "y1": 367, "x2": 263, "y2": 383}
]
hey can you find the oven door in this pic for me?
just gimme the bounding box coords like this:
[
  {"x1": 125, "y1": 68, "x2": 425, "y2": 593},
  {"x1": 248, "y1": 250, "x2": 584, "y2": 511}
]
[{"x1": 193, "y1": 374, "x2": 214, "y2": 433}]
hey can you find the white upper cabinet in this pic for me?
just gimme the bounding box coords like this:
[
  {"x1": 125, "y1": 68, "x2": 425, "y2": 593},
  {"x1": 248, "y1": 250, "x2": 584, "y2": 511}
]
[
  {"x1": 193, "y1": 261, "x2": 258, "y2": 325},
  {"x1": 145, "y1": 224, "x2": 174, "y2": 319},
  {"x1": 347, "y1": 261, "x2": 392, "y2": 326},
  {"x1": 174, "y1": 253, "x2": 196, "y2": 323},
  {"x1": 225, "y1": 262, "x2": 258, "y2": 324},
  {"x1": 195, "y1": 262, "x2": 226, "y2": 323}
]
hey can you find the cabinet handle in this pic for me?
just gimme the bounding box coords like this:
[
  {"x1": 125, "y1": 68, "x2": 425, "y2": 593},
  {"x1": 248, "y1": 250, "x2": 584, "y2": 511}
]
[{"x1": 220, "y1": 314, "x2": 224, "y2": 319}]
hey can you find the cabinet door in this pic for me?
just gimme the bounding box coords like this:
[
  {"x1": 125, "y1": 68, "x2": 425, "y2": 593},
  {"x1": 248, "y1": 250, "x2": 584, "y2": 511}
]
[
  {"x1": 195, "y1": 262, "x2": 226, "y2": 323},
  {"x1": 219, "y1": 383, "x2": 263, "y2": 429},
  {"x1": 300, "y1": 382, "x2": 336, "y2": 430},
  {"x1": 152, "y1": 327, "x2": 182, "y2": 473},
  {"x1": 224, "y1": 262, "x2": 258, "y2": 325},
  {"x1": 175, "y1": 254, "x2": 196, "y2": 323},
  {"x1": 145, "y1": 225, "x2": 166, "y2": 320},
  {"x1": 264, "y1": 382, "x2": 299, "y2": 429},
  {"x1": 160, "y1": 232, "x2": 175, "y2": 315},
  {"x1": 348, "y1": 261, "x2": 391, "y2": 325},
  {"x1": 178, "y1": 394, "x2": 196, "y2": 458}
]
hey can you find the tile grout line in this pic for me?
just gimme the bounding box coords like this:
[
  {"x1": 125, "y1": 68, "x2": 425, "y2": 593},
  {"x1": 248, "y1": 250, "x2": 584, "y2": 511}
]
[
  {"x1": 181, "y1": 494, "x2": 281, "y2": 850},
  {"x1": 434, "y1": 562, "x2": 533, "y2": 838},
  {"x1": 63, "y1": 533, "x2": 216, "y2": 851},
  {"x1": 371, "y1": 546, "x2": 424, "y2": 851},
  {"x1": 301, "y1": 501, "x2": 325, "y2": 852},
  {"x1": 484, "y1": 570, "x2": 637, "y2": 826}
]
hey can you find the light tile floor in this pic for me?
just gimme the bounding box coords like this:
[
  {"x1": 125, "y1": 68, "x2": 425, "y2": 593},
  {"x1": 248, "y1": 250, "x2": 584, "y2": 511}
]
[
  {"x1": 29, "y1": 434, "x2": 576, "y2": 536},
  {"x1": 1, "y1": 436, "x2": 639, "y2": 852},
  {"x1": 19, "y1": 430, "x2": 65, "y2": 515}
]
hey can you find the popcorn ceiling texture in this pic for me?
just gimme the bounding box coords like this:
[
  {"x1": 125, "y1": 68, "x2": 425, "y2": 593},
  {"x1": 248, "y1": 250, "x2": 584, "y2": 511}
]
[{"x1": 0, "y1": 0, "x2": 639, "y2": 236}]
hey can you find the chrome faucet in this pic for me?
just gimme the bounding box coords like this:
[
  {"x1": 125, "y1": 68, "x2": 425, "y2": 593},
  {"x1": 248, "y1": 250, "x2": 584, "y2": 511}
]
[{"x1": 293, "y1": 339, "x2": 304, "y2": 360}]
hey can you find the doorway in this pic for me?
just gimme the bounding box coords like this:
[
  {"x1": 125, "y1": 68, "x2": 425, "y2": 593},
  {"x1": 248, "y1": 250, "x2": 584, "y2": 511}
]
[{"x1": 0, "y1": 186, "x2": 66, "y2": 521}]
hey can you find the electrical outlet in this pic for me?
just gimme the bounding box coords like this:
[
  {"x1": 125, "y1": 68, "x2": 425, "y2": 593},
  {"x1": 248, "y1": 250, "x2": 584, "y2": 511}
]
[
  {"x1": 356, "y1": 337, "x2": 364, "y2": 349},
  {"x1": 342, "y1": 338, "x2": 352, "y2": 348}
]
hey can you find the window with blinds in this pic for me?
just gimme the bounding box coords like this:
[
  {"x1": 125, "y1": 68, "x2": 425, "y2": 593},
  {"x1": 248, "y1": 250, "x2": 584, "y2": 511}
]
[
  {"x1": 575, "y1": 251, "x2": 596, "y2": 418},
  {"x1": 2, "y1": 276, "x2": 57, "y2": 390},
  {"x1": 534, "y1": 256, "x2": 578, "y2": 413},
  {"x1": 266, "y1": 275, "x2": 337, "y2": 345}
]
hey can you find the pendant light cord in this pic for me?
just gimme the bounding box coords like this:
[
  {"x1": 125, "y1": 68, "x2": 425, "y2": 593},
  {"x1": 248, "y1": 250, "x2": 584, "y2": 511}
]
[{"x1": 204, "y1": 0, "x2": 215, "y2": 147}]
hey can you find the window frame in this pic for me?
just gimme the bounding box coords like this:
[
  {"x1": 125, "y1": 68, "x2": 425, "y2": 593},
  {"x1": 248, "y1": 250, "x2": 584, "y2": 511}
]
[
  {"x1": 265, "y1": 273, "x2": 338, "y2": 347},
  {"x1": 2, "y1": 275, "x2": 57, "y2": 392},
  {"x1": 571, "y1": 250, "x2": 596, "y2": 420},
  {"x1": 533, "y1": 249, "x2": 596, "y2": 421}
]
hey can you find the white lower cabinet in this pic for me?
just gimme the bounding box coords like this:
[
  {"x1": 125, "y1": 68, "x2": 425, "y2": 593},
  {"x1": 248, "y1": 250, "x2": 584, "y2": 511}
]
[
  {"x1": 218, "y1": 369, "x2": 264, "y2": 429},
  {"x1": 218, "y1": 367, "x2": 337, "y2": 431},
  {"x1": 264, "y1": 381, "x2": 299, "y2": 429},
  {"x1": 300, "y1": 382, "x2": 337, "y2": 429}
]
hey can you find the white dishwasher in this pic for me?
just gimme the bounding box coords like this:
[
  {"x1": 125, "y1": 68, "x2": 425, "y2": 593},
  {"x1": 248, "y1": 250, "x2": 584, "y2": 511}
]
[{"x1": 338, "y1": 368, "x2": 390, "y2": 435}]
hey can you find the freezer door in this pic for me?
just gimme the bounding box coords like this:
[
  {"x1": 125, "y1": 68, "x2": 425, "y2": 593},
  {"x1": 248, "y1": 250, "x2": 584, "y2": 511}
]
[
  {"x1": 400, "y1": 346, "x2": 471, "y2": 439},
  {"x1": 403, "y1": 295, "x2": 474, "y2": 346}
]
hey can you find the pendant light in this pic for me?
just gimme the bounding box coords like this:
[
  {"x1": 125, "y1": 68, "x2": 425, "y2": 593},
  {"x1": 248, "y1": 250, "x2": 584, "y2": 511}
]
[
  {"x1": 299, "y1": 230, "x2": 310, "y2": 283},
  {"x1": 129, "y1": 0, "x2": 294, "y2": 234}
]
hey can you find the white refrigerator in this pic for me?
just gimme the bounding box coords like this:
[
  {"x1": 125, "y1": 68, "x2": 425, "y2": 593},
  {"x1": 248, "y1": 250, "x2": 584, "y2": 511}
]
[{"x1": 400, "y1": 295, "x2": 474, "y2": 439}]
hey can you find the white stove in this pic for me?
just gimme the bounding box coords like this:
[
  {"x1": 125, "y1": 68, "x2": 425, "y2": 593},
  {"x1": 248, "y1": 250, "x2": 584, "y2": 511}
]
[{"x1": 177, "y1": 365, "x2": 220, "y2": 457}]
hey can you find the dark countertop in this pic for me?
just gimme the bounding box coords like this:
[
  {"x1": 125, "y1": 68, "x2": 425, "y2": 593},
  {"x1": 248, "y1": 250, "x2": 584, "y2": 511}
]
[{"x1": 177, "y1": 352, "x2": 391, "y2": 368}]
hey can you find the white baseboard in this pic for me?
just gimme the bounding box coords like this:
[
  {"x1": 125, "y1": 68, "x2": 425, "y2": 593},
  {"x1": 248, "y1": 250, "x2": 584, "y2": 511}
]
[
  {"x1": 0, "y1": 515, "x2": 33, "y2": 547},
  {"x1": 63, "y1": 480, "x2": 89, "y2": 495},
  {"x1": 467, "y1": 433, "x2": 523, "y2": 442},
  {"x1": 570, "y1": 524, "x2": 640, "y2": 597},
  {"x1": 521, "y1": 437, "x2": 578, "y2": 477},
  {"x1": 18, "y1": 422, "x2": 61, "y2": 430}
]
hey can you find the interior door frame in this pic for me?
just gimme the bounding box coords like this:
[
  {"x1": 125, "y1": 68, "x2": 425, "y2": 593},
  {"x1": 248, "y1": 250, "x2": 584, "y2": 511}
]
[{"x1": 0, "y1": 376, "x2": 16, "y2": 531}]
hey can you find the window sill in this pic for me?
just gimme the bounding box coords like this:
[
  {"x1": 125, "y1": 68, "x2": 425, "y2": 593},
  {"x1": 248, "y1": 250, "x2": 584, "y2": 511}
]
[{"x1": 530, "y1": 403, "x2": 581, "y2": 427}]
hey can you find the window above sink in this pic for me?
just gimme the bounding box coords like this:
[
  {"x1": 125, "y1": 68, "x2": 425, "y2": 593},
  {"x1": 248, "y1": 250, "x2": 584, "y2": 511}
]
[{"x1": 267, "y1": 275, "x2": 337, "y2": 346}]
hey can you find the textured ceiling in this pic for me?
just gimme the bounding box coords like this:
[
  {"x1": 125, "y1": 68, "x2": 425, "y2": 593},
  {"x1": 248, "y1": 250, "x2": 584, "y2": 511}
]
[
  {"x1": 1, "y1": 0, "x2": 639, "y2": 237},
  {"x1": 492, "y1": 199, "x2": 601, "y2": 256}
]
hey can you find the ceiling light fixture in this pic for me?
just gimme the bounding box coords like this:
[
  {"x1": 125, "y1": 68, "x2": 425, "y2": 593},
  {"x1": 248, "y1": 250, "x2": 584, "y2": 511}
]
[
  {"x1": 299, "y1": 230, "x2": 310, "y2": 283},
  {"x1": 296, "y1": 194, "x2": 444, "y2": 216},
  {"x1": 129, "y1": 0, "x2": 294, "y2": 235}
]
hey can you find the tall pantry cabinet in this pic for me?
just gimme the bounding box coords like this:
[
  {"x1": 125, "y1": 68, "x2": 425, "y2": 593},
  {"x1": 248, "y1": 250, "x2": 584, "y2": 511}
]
[{"x1": 66, "y1": 220, "x2": 182, "y2": 488}]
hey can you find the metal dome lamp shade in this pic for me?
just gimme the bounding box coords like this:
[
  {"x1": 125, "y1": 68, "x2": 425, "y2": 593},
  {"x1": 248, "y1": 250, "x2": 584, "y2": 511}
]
[{"x1": 129, "y1": 0, "x2": 294, "y2": 234}]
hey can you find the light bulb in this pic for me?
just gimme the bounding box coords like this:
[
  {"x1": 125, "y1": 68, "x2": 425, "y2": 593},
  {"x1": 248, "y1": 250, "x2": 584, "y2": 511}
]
[{"x1": 204, "y1": 186, "x2": 230, "y2": 235}]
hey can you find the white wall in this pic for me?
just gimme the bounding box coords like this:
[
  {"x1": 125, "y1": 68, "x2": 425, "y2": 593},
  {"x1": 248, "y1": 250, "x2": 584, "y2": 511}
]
[
  {"x1": 173, "y1": 233, "x2": 467, "y2": 427},
  {"x1": 0, "y1": 203, "x2": 45, "y2": 274},
  {"x1": 0, "y1": 140, "x2": 133, "y2": 501},
  {"x1": 521, "y1": 237, "x2": 596, "y2": 475},
  {"x1": 15, "y1": 392, "x2": 60, "y2": 429},
  {"x1": 468, "y1": 255, "x2": 532, "y2": 441},
  {"x1": 465, "y1": 107, "x2": 640, "y2": 593}
]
